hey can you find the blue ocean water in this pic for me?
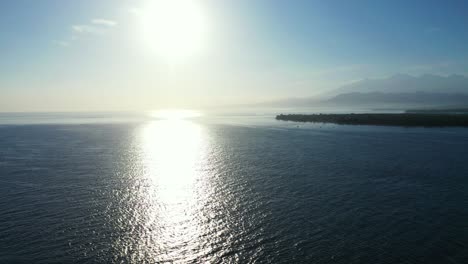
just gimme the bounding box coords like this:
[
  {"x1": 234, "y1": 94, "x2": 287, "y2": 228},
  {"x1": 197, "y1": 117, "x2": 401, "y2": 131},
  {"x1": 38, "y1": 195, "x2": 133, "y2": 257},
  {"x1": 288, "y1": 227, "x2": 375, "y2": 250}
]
[{"x1": 0, "y1": 113, "x2": 467, "y2": 263}]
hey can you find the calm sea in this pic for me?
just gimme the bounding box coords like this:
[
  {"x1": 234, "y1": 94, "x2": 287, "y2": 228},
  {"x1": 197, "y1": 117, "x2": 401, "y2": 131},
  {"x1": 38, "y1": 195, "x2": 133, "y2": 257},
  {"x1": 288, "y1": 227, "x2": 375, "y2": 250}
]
[{"x1": 0, "y1": 112, "x2": 467, "y2": 263}]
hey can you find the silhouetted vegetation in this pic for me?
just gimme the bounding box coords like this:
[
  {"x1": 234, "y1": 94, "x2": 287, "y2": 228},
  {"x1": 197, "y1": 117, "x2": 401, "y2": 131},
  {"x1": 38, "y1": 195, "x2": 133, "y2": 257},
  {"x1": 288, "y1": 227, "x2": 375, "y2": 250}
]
[{"x1": 276, "y1": 113, "x2": 468, "y2": 127}]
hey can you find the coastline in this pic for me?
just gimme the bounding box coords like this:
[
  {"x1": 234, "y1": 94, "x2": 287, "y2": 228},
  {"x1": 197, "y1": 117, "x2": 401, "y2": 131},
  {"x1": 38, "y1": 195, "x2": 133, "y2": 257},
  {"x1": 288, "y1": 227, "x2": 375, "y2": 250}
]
[{"x1": 276, "y1": 113, "x2": 468, "y2": 127}]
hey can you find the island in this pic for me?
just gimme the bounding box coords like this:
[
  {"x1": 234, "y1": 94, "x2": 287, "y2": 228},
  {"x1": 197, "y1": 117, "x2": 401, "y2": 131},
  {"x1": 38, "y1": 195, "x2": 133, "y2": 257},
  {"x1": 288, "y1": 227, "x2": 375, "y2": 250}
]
[{"x1": 276, "y1": 113, "x2": 468, "y2": 127}]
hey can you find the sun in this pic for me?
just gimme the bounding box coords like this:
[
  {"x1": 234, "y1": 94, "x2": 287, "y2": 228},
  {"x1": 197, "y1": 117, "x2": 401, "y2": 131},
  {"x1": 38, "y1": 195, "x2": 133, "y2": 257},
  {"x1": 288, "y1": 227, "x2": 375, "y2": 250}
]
[{"x1": 139, "y1": 0, "x2": 208, "y2": 62}]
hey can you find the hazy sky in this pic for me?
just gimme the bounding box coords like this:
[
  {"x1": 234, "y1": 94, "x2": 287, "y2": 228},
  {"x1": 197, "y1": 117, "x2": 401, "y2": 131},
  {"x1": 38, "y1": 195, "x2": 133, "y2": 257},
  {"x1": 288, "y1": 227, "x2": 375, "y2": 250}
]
[{"x1": 1, "y1": 0, "x2": 468, "y2": 111}]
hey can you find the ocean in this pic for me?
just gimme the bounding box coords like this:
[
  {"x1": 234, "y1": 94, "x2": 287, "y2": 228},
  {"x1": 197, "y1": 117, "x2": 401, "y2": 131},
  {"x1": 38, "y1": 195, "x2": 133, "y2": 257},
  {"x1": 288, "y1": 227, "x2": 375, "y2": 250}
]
[{"x1": 0, "y1": 112, "x2": 467, "y2": 263}]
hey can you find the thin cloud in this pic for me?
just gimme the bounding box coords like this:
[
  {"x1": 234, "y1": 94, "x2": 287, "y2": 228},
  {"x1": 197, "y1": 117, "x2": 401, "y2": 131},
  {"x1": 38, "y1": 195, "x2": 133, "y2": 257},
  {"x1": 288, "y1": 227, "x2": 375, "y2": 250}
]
[
  {"x1": 54, "y1": 18, "x2": 118, "y2": 47},
  {"x1": 72, "y1": 24, "x2": 103, "y2": 34},
  {"x1": 128, "y1": 8, "x2": 141, "y2": 15},
  {"x1": 53, "y1": 40, "x2": 70, "y2": 47},
  {"x1": 91, "y1": 19, "x2": 117, "y2": 27}
]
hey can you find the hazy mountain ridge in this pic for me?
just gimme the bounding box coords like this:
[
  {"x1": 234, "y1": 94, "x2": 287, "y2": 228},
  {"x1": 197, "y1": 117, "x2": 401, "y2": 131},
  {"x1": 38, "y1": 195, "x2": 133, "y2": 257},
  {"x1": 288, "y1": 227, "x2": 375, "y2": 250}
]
[
  {"x1": 335, "y1": 73, "x2": 468, "y2": 94},
  {"x1": 327, "y1": 91, "x2": 468, "y2": 107},
  {"x1": 264, "y1": 74, "x2": 468, "y2": 108}
]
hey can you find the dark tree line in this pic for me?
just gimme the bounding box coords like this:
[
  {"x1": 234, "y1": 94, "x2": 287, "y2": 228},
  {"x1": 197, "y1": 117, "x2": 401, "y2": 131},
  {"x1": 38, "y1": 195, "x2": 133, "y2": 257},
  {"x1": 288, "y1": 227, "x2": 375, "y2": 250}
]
[{"x1": 276, "y1": 113, "x2": 468, "y2": 127}]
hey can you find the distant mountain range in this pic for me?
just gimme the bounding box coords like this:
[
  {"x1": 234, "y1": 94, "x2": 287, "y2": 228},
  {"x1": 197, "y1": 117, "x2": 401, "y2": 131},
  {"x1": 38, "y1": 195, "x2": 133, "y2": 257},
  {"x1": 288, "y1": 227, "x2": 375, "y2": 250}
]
[
  {"x1": 327, "y1": 92, "x2": 468, "y2": 107},
  {"x1": 335, "y1": 73, "x2": 468, "y2": 94},
  {"x1": 265, "y1": 74, "x2": 468, "y2": 108}
]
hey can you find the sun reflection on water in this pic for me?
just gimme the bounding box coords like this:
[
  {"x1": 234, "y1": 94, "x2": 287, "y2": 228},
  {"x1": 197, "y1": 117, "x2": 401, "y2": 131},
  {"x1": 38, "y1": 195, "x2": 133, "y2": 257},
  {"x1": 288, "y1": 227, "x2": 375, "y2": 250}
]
[
  {"x1": 142, "y1": 119, "x2": 205, "y2": 201},
  {"x1": 135, "y1": 118, "x2": 211, "y2": 261}
]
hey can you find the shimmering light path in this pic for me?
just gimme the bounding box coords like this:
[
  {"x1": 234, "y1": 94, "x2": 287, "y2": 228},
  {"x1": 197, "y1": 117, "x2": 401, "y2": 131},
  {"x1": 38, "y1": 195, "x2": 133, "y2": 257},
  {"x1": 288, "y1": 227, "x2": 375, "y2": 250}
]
[{"x1": 0, "y1": 116, "x2": 467, "y2": 263}]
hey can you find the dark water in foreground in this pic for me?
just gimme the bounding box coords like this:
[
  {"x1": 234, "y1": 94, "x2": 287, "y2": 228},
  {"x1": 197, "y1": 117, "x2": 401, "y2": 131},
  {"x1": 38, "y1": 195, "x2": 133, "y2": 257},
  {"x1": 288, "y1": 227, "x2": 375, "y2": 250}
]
[{"x1": 0, "y1": 114, "x2": 467, "y2": 263}]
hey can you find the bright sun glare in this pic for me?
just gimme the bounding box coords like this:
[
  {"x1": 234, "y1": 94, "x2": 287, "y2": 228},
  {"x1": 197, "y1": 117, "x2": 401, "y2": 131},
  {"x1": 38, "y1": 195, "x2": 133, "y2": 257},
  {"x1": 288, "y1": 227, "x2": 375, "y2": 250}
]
[
  {"x1": 150, "y1": 109, "x2": 202, "y2": 120},
  {"x1": 140, "y1": 0, "x2": 208, "y2": 61}
]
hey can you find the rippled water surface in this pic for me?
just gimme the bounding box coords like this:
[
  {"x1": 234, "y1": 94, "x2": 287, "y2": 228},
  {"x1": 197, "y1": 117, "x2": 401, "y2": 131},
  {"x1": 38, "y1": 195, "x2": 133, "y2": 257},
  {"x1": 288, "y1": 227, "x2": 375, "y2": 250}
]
[{"x1": 0, "y1": 115, "x2": 467, "y2": 263}]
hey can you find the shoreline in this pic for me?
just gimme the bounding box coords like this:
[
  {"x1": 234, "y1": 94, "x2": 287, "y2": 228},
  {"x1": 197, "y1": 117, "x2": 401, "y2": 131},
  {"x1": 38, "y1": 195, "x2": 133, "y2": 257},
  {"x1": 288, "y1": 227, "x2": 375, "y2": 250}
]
[{"x1": 276, "y1": 113, "x2": 468, "y2": 127}]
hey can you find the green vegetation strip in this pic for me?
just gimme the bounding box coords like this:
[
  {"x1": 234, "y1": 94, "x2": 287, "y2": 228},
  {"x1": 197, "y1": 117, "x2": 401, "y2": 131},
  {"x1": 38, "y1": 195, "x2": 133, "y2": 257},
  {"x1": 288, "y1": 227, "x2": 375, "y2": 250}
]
[{"x1": 276, "y1": 113, "x2": 468, "y2": 127}]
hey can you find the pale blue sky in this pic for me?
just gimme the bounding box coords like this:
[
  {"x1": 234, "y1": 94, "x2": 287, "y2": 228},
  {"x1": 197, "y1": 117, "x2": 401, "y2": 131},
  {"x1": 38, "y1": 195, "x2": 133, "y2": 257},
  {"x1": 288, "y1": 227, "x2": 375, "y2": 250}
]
[{"x1": 1, "y1": 0, "x2": 468, "y2": 111}]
